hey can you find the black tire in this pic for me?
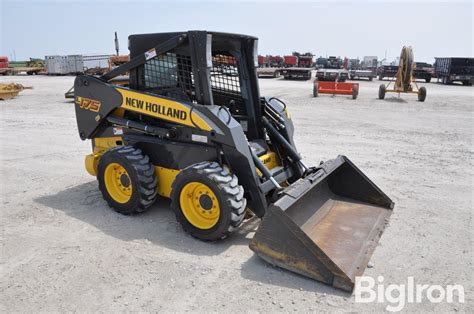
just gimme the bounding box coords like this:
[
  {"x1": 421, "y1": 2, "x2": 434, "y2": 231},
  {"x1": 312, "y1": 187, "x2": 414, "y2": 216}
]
[
  {"x1": 313, "y1": 83, "x2": 319, "y2": 97},
  {"x1": 97, "y1": 146, "x2": 158, "y2": 215},
  {"x1": 418, "y1": 86, "x2": 427, "y2": 102},
  {"x1": 378, "y1": 75, "x2": 384, "y2": 81},
  {"x1": 350, "y1": 75, "x2": 355, "y2": 80},
  {"x1": 27, "y1": 71, "x2": 33, "y2": 75},
  {"x1": 378, "y1": 84, "x2": 386, "y2": 99},
  {"x1": 352, "y1": 85, "x2": 358, "y2": 100},
  {"x1": 425, "y1": 77, "x2": 431, "y2": 83},
  {"x1": 369, "y1": 76, "x2": 373, "y2": 81},
  {"x1": 171, "y1": 162, "x2": 246, "y2": 241}
]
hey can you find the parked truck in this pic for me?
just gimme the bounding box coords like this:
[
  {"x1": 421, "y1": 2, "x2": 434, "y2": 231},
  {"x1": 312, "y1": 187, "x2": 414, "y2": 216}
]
[
  {"x1": 349, "y1": 56, "x2": 377, "y2": 81},
  {"x1": 377, "y1": 64, "x2": 399, "y2": 80},
  {"x1": 434, "y1": 57, "x2": 473, "y2": 85},
  {"x1": 413, "y1": 62, "x2": 433, "y2": 82},
  {"x1": 316, "y1": 56, "x2": 349, "y2": 82}
]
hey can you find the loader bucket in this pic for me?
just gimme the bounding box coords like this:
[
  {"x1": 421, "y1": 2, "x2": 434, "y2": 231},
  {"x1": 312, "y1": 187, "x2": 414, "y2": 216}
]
[{"x1": 249, "y1": 155, "x2": 393, "y2": 292}]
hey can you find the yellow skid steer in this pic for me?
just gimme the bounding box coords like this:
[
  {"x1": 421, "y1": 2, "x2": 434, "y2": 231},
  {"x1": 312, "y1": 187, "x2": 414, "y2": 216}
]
[{"x1": 73, "y1": 31, "x2": 393, "y2": 291}]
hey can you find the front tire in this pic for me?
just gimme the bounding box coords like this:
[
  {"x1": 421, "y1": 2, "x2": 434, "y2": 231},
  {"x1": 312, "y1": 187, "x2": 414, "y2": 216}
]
[
  {"x1": 313, "y1": 83, "x2": 319, "y2": 97},
  {"x1": 171, "y1": 162, "x2": 246, "y2": 241},
  {"x1": 352, "y1": 85, "x2": 359, "y2": 99},
  {"x1": 378, "y1": 84, "x2": 386, "y2": 99},
  {"x1": 98, "y1": 146, "x2": 158, "y2": 215},
  {"x1": 418, "y1": 87, "x2": 427, "y2": 102}
]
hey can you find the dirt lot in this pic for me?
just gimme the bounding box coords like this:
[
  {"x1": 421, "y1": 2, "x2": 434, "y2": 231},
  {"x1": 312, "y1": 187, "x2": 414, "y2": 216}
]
[{"x1": 1, "y1": 75, "x2": 472, "y2": 312}]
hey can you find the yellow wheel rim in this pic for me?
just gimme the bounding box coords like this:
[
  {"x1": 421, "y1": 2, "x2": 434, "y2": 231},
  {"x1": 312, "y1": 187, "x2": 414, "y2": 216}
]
[
  {"x1": 104, "y1": 163, "x2": 132, "y2": 204},
  {"x1": 180, "y1": 182, "x2": 220, "y2": 229}
]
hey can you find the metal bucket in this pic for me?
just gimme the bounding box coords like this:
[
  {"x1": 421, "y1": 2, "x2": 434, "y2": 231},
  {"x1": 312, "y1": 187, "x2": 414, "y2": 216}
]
[{"x1": 249, "y1": 155, "x2": 393, "y2": 291}]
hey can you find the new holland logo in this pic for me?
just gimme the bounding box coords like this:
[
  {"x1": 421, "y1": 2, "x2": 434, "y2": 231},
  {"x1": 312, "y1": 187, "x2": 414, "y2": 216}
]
[
  {"x1": 76, "y1": 96, "x2": 101, "y2": 112},
  {"x1": 124, "y1": 97, "x2": 187, "y2": 120}
]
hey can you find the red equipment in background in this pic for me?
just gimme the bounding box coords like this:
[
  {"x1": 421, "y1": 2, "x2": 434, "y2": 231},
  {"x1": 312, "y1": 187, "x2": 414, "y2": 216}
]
[
  {"x1": 0, "y1": 56, "x2": 9, "y2": 68},
  {"x1": 313, "y1": 80, "x2": 359, "y2": 99},
  {"x1": 284, "y1": 55, "x2": 298, "y2": 66}
]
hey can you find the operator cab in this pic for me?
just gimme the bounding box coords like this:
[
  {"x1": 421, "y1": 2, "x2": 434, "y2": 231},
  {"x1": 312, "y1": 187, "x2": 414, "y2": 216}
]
[{"x1": 128, "y1": 31, "x2": 262, "y2": 140}]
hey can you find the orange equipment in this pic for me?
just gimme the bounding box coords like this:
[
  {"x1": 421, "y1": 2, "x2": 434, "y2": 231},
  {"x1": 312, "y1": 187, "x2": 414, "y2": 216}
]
[{"x1": 313, "y1": 81, "x2": 359, "y2": 99}]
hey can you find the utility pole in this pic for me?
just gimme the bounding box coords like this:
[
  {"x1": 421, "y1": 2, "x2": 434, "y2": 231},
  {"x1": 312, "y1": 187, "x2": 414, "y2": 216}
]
[{"x1": 114, "y1": 32, "x2": 119, "y2": 56}]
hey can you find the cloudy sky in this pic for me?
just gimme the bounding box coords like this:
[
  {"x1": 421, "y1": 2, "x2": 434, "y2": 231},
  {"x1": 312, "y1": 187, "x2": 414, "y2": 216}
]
[{"x1": 1, "y1": 0, "x2": 472, "y2": 63}]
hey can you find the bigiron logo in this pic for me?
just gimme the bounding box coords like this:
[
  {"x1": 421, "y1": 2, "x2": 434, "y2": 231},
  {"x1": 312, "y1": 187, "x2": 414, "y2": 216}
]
[
  {"x1": 76, "y1": 96, "x2": 101, "y2": 112},
  {"x1": 124, "y1": 97, "x2": 187, "y2": 120}
]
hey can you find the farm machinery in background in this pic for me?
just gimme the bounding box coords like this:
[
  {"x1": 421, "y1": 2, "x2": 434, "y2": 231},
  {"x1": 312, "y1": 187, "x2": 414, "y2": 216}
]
[
  {"x1": 315, "y1": 56, "x2": 349, "y2": 82},
  {"x1": 257, "y1": 55, "x2": 284, "y2": 78},
  {"x1": 0, "y1": 83, "x2": 33, "y2": 100},
  {"x1": 314, "y1": 56, "x2": 358, "y2": 99},
  {"x1": 280, "y1": 52, "x2": 314, "y2": 80},
  {"x1": 348, "y1": 56, "x2": 377, "y2": 81},
  {"x1": 378, "y1": 46, "x2": 427, "y2": 102},
  {"x1": 0, "y1": 57, "x2": 45, "y2": 75}
]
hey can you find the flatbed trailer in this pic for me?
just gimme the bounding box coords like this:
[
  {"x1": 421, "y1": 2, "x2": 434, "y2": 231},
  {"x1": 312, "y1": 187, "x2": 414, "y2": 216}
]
[
  {"x1": 257, "y1": 67, "x2": 282, "y2": 78},
  {"x1": 281, "y1": 67, "x2": 312, "y2": 80},
  {"x1": 0, "y1": 67, "x2": 44, "y2": 75}
]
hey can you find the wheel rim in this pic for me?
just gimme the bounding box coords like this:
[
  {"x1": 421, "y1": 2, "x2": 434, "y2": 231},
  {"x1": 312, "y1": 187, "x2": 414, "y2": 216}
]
[
  {"x1": 104, "y1": 163, "x2": 132, "y2": 204},
  {"x1": 180, "y1": 182, "x2": 220, "y2": 229}
]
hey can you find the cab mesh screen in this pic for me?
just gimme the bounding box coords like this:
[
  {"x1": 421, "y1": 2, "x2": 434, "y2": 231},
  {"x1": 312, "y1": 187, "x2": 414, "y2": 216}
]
[
  {"x1": 139, "y1": 52, "x2": 195, "y2": 102},
  {"x1": 211, "y1": 54, "x2": 246, "y2": 115}
]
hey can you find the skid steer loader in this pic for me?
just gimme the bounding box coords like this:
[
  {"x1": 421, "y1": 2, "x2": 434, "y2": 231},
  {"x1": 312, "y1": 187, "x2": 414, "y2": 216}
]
[{"x1": 73, "y1": 31, "x2": 393, "y2": 292}]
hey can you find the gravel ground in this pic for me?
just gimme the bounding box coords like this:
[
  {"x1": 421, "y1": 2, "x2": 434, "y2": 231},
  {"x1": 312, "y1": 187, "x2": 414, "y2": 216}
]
[{"x1": 1, "y1": 75, "x2": 472, "y2": 312}]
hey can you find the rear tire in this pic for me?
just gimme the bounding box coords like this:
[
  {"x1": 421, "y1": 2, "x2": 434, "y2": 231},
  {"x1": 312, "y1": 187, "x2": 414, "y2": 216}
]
[
  {"x1": 378, "y1": 75, "x2": 384, "y2": 81},
  {"x1": 425, "y1": 77, "x2": 431, "y2": 83},
  {"x1": 313, "y1": 83, "x2": 319, "y2": 97},
  {"x1": 369, "y1": 76, "x2": 373, "y2": 81},
  {"x1": 352, "y1": 85, "x2": 358, "y2": 100},
  {"x1": 418, "y1": 87, "x2": 427, "y2": 102},
  {"x1": 378, "y1": 84, "x2": 386, "y2": 99},
  {"x1": 98, "y1": 146, "x2": 158, "y2": 215},
  {"x1": 171, "y1": 162, "x2": 246, "y2": 241}
]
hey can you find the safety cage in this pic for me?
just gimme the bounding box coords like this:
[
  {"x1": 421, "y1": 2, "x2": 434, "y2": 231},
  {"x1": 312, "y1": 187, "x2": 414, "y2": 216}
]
[{"x1": 133, "y1": 46, "x2": 245, "y2": 116}]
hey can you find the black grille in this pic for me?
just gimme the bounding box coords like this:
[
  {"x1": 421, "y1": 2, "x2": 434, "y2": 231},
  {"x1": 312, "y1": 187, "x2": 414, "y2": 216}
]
[
  {"x1": 139, "y1": 52, "x2": 195, "y2": 102},
  {"x1": 211, "y1": 54, "x2": 246, "y2": 115}
]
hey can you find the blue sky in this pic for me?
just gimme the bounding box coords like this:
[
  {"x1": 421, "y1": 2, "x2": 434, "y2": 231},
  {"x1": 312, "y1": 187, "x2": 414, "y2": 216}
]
[{"x1": 1, "y1": 0, "x2": 472, "y2": 63}]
